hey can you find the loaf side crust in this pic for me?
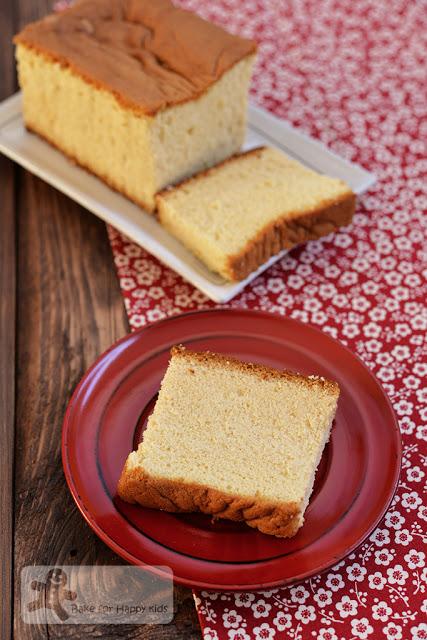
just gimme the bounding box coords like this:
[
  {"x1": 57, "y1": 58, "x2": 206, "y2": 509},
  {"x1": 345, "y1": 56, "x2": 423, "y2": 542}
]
[
  {"x1": 171, "y1": 345, "x2": 340, "y2": 395},
  {"x1": 25, "y1": 122, "x2": 155, "y2": 212},
  {"x1": 117, "y1": 465, "x2": 302, "y2": 538},
  {"x1": 227, "y1": 191, "x2": 356, "y2": 280}
]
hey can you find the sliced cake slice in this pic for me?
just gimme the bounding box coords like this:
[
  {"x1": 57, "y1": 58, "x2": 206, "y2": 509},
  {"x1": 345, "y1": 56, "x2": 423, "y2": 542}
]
[
  {"x1": 156, "y1": 146, "x2": 355, "y2": 280},
  {"x1": 118, "y1": 346, "x2": 340, "y2": 538}
]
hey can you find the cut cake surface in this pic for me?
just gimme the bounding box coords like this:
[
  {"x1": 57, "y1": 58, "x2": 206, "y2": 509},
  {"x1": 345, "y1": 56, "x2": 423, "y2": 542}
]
[{"x1": 118, "y1": 346, "x2": 340, "y2": 538}]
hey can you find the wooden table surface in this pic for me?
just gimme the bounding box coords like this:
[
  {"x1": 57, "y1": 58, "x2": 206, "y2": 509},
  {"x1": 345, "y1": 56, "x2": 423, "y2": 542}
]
[{"x1": 0, "y1": 2, "x2": 201, "y2": 638}]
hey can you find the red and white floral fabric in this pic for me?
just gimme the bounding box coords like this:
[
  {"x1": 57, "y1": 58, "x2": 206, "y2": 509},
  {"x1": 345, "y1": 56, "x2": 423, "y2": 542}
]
[{"x1": 84, "y1": 0, "x2": 427, "y2": 637}]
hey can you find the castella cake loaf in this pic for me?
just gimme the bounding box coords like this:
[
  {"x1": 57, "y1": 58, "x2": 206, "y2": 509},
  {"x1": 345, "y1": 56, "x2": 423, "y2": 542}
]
[
  {"x1": 156, "y1": 146, "x2": 355, "y2": 280},
  {"x1": 118, "y1": 346, "x2": 340, "y2": 538},
  {"x1": 14, "y1": 0, "x2": 256, "y2": 212}
]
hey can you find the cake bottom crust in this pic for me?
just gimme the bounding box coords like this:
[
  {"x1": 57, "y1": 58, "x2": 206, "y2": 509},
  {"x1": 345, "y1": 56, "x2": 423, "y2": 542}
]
[
  {"x1": 25, "y1": 122, "x2": 155, "y2": 213},
  {"x1": 227, "y1": 192, "x2": 356, "y2": 280},
  {"x1": 117, "y1": 464, "x2": 302, "y2": 538}
]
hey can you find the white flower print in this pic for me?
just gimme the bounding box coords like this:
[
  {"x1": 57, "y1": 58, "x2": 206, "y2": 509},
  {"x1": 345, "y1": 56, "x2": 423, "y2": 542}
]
[
  {"x1": 287, "y1": 275, "x2": 304, "y2": 289},
  {"x1": 377, "y1": 352, "x2": 393, "y2": 366},
  {"x1": 258, "y1": 589, "x2": 279, "y2": 598},
  {"x1": 418, "y1": 505, "x2": 427, "y2": 522},
  {"x1": 407, "y1": 466, "x2": 425, "y2": 482},
  {"x1": 395, "y1": 399, "x2": 413, "y2": 416},
  {"x1": 294, "y1": 604, "x2": 316, "y2": 624},
  {"x1": 387, "y1": 564, "x2": 409, "y2": 585},
  {"x1": 343, "y1": 323, "x2": 360, "y2": 338},
  {"x1": 352, "y1": 296, "x2": 371, "y2": 312},
  {"x1": 372, "y1": 600, "x2": 392, "y2": 622},
  {"x1": 336, "y1": 595, "x2": 358, "y2": 618},
  {"x1": 404, "y1": 550, "x2": 425, "y2": 570},
  {"x1": 318, "y1": 628, "x2": 338, "y2": 640},
  {"x1": 374, "y1": 549, "x2": 394, "y2": 566},
  {"x1": 319, "y1": 283, "x2": 337, "y2": 298},
  {"x1": 114, "y1": 255, "x2": 129, "y2": 267},
  {"x1": 332, "y1": 294, "x2": 349, "y2": 308},
  {"x1": 346, "y1": 562, "x2": 368, "y2": 582},
  {"x1": 410, "y1": 623, "x2": 427, "y2": 640},
  {"x1": 326, "y1": 573, "x2": 345, "y2": 592},
  {"x1": 378, "y1": 367, "x2": 395, "y2": 381},
  {"x1": 313, "y1": 588, "x2": 333, "y2": 608},
  {"x1": 272, "y1": 611, "x2": 291, "y2": 631},
  {"x1": 146, "y1": 309, "x2": 166, "y2": 323},
  {"x1": 304, "y1": 298, "x2": 321, "y2": 313},
  {"x1": 324, "y1": 265, "x2": 340, "y2": 278},
  {"x1": 351, "y1": 617, "x2": 374, "y2": 638},
  {"x1": 399, "y1": 417, "x2": 416, "y2": 434},
  {"x1": 253, "y1": 622, "x2": 276, "y2": 640},
  {"x1": 228, "y1": 629, "x2": 251, "y2": 640},
  {"x1": 312, "y1": 310, "x2": 328, "y2": 324},
  {"x1": 366, "y1": 339, "x2": 382, "y2": 353},
  {"x1": 119, "y1": 277, "x2": 136, "y2": 291},
  {"x1": 392, "y1": 345, "x2": 411, "y2": 361},
  {"x1": 369, "y1": 529, "x2": 391, "y2": 548},
  {"x1": 234, "y1": 593, "x2": 255, "y2": 608},
  {"x1": 203, "y1": 628, "x2": 219, "y2": 640},
  {"x1": 403, "y1": 375, "x2": 421, "y2": 389},
  {"x1": 395, "y1": 528, "x2": 414, "y2": 546},
  {"x1": 222, "y1": 610, "x2": 243, "y2": 629},
  {"x1": 416, "y1": 388, "x2": 427, "y2": 403},
  {"x1": 401, "y1": 491, "x2": 422, "y2": 510},
  {"x1": 339, "y1": 271, "x2": 359, "y2": 287},
  {"x1": 385, "y1": 511, "x2": 405, "y2": 530},
  {"x1": 266, "y1": 278, "x2": 285, "y2": 293},
  {"x1": 289, "y1": 585, "x2": 309, "y2": 604},
  {"x1": 363, "y1": 322, "x2": 381, "y2": 338},
  {"x1": 416, "y1": 425, "x2": 427, "y2": 441},
  {"x1": 251, "y1": 599, "x2": 271, "y2": 619},
  {"x1": 396, "y1": 324, "x2": 412, "y2": 338},
  {"x1": 334, "y1": 233, "x2": 353, "y2": 248},
  {"x1": 368, "y1": 572, "x2": 386, "y2": 590},
  {"x1": 368, "y1": 305, "x2": 385, "y2": 319},
  {"x1": 383, "y1": 622, "x2": 403, "y2": 640},
  {"x1": 414, "y1": 363, "x2": 427, "y2": 376},
  {"x1": 130, "y1": 314, "x2": 146, "y2": 328}
]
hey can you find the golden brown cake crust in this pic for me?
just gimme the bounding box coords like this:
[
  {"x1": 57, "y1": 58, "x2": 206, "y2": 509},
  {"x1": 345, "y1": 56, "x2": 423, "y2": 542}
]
[
  {"x1": 117, "y1": 465, "x2": 302, "y2": 538},
  {"x1": 228, "y1": 189, "x2": 356, "y2": 281},
  {"x1": 14, "y1": 0, "x2": 256, "y2": 116},
  {"x1": 171, "y1": 345, "x2": 340, "y2": 395}
]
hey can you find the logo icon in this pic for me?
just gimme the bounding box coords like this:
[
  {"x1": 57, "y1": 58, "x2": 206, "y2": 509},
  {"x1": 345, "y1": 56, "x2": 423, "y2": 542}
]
[{"x1": 27, "y1": 568, "x2": 77, "y2": 622}]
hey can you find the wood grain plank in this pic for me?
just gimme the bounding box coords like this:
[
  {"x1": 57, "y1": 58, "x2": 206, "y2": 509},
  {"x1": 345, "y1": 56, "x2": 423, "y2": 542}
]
[
  {"x1": 0, "y1": 160, "x2": 17, "y2": 640},
  {"x1": 0, "y1": 0, "x2": 17, "y2": 637}
]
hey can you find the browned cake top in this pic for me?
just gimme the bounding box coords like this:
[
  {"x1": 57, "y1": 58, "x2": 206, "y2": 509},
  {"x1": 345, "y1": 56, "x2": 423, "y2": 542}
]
[{"x1": 14, "y1": 0, "x2": 256, "y2": 115}]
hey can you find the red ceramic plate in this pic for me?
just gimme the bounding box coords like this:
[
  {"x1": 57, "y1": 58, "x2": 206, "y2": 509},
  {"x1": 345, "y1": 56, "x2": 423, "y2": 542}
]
[{"x1": 62, "y1": 309, "x2": 401, "y2": 590}]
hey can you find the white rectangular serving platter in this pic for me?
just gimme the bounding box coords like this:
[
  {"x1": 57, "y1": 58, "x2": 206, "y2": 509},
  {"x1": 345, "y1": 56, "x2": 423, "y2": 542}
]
[{"x1": 0, "y1": 92, "x2": 375, "y2": 302}]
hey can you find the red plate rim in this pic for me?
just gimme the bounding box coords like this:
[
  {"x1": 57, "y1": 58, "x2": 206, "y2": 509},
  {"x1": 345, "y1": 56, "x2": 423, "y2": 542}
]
[{"x1": 62, "y1": 309, "x2": 402, "y2": 590}]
